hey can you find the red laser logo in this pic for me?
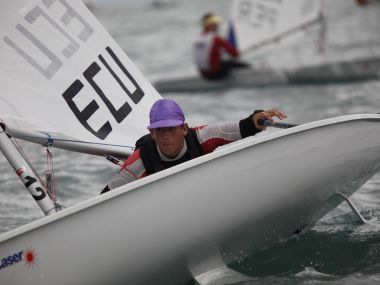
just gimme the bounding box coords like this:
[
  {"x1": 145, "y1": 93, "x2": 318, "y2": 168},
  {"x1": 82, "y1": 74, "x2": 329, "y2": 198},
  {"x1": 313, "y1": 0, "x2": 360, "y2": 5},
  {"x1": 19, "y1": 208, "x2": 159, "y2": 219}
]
[{"x1": 24, "y1": 248, "x2": 38, "y2": 268}]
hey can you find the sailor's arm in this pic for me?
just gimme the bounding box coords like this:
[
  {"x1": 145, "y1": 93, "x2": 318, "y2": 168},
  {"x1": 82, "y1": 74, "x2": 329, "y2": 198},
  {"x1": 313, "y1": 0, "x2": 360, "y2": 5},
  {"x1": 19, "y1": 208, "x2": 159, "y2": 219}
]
[
  {"x1": 196, "y1": 109, "x2": 287, "y2": 153},
  {"x1": 101, "y1": 149, "x2": 147, "y2": 194},
  {"x1": 214, "y1": 36, "x2": 239, "y2": 57}
]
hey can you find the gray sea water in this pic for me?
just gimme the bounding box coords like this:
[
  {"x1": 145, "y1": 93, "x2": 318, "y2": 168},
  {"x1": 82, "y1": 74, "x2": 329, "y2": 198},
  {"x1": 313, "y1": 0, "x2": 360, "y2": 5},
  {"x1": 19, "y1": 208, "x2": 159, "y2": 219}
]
[{"x1": 1, "y1": 0, "x2": 380, "y2": 284}]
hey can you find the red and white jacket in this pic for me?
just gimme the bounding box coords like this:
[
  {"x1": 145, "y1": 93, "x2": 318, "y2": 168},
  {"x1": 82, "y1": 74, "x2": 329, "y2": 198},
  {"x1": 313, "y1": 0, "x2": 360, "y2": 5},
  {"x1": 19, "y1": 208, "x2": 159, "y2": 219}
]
[
  {"x1": 107, "y1": 122, "x2": 244, "y2": 190},
  {"x1": 193, "y1": 32, "x2": 239, "y2": 76}
]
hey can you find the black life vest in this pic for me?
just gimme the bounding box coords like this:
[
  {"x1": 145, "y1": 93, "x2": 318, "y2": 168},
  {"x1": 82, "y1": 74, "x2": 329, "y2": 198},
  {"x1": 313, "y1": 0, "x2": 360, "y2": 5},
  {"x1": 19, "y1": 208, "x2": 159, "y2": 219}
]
[{"x1": 135, "y1": 128, "x2": 204, "y2": 175}]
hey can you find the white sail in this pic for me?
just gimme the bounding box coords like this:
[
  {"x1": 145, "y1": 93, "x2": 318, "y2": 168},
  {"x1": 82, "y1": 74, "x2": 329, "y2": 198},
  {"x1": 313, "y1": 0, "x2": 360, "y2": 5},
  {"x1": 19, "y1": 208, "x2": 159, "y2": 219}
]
[
  {"x1": 229, "y1": 0, "x2": 322, "y2": 52},
  {"x1": 0, "y1": 0, "x2": 161, "y2": 157}
]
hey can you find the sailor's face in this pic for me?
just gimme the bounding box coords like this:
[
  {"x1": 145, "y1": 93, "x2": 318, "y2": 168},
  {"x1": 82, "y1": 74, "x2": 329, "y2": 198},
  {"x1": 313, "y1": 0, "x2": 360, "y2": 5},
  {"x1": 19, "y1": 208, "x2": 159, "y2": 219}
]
[
  {"x1": 151, "y1": 124, "x2": 188, "y2": 158},
  {"x1": 207, "y1": 23, "x2": 219, "y2": 33}
]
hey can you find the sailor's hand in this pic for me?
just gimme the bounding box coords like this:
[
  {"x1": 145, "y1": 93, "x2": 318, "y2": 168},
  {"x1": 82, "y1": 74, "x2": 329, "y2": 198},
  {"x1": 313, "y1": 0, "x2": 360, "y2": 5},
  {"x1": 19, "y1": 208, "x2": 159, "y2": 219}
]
[{"x1": 253, "y1": 109, "x2": 287, "y2": 130}]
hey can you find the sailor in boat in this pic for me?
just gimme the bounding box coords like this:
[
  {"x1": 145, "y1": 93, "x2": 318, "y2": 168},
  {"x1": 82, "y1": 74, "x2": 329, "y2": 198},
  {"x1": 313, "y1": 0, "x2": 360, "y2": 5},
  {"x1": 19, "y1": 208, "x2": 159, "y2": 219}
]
[
  {"x1": 193, "y1": 12, "x2": 250, "y2": 80},
  {"x1": 101, "y1": 99, "x2": 286, "y2": 193}
]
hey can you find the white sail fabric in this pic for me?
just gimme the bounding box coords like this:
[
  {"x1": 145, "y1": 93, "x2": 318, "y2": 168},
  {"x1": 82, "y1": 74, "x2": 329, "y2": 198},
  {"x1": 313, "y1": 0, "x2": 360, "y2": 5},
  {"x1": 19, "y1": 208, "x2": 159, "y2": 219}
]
[
  {"x1": 229, "y1": 0, "x2": 322, "y2": 52},
  {"x1": 0, "y1": 0, "x2": 161, "y2": 156}
]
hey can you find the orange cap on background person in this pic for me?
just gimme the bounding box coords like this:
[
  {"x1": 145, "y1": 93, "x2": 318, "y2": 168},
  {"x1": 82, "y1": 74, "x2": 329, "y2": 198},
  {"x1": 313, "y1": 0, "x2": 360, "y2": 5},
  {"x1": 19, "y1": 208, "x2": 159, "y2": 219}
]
[{"x1": 202, "y1": 13, "x2": 221, "y2": 28}]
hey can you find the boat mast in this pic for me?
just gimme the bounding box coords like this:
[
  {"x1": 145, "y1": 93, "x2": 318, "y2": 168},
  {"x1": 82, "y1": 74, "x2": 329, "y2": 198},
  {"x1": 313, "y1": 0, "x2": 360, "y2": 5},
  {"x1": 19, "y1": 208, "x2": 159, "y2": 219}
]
[{"x1": 0, "y1": 123, "x2": 56, "y2": 216}]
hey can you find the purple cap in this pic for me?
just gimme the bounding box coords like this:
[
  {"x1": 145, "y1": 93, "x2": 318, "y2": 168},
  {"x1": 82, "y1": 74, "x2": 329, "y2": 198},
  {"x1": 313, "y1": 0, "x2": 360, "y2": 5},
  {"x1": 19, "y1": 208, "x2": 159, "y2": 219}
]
[{"x1": 147, "y1": 99, "x2": 185, "y2": 129}]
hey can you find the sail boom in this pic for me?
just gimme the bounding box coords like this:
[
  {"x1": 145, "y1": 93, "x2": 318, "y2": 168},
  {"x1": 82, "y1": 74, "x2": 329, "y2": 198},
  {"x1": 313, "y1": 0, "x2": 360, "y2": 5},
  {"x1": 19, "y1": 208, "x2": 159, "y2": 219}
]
[{"x1": 5, "y1": 126, "x2": 133, "y2": 158}]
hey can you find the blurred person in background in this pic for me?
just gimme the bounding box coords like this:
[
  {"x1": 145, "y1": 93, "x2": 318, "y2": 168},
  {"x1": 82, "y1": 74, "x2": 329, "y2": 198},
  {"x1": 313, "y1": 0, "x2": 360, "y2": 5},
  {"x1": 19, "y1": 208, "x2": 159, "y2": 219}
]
[{"x1": 193, "y1": 12, "x2": 250, "y2": 80}]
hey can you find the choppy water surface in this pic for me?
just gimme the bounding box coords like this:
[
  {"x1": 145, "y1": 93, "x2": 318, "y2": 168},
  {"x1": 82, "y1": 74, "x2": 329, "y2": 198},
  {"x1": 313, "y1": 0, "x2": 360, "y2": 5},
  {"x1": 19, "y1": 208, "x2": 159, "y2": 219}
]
[{"x1": 1, "y1": 0, "x2": 380, "y2": 284}]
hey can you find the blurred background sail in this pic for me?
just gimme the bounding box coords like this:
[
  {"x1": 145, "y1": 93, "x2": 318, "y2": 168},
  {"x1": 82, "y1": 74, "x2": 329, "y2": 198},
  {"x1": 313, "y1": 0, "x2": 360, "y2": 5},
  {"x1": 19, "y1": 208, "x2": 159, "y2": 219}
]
[{"x1": 229, "y1": 0, "x2": 322, "y2": 53}]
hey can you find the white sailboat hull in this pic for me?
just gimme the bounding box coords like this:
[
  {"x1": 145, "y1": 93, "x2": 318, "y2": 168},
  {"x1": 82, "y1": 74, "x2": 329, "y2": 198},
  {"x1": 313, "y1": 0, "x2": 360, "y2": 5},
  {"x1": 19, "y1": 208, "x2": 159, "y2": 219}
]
[
  {"x1": 1, "y1": 114, "x2": 380, "y2": 284},
  {"x1": 154, "y1": 56, "x2": 380, "y2": 93}
]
